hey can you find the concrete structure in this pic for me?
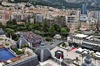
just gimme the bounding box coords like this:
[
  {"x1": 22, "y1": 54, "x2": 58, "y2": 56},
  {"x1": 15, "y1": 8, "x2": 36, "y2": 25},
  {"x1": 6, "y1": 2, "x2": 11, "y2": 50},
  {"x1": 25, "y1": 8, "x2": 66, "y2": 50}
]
[
  {"x1": 36, "y1": 40, "x2": 52, "y2": 62},
  {"x1": 36, "y1": 14, "x2": 42, "y2": 22},
  {"x1": 0, "y1": 28, "x2": 5, "y2": 36},
  {"x1": 2, "y1": 2, "x2": 15, "y2": 6},
  {"x1": 11, "y1": 12, "x2": 34, "y2": 21},
  {"x1": 81, "y1": 3, "x2": 87, "y2": 15},
  {"x1": 49, "y1": 16, "x2": 66, "y2": 27},
  {"x1": 93, "y1": 11, "x2": 100, "y2": 30},
  {"x1": 66, "y1": 16, "x2": 79, "y2": 23},
  {"x1": 54, "y1": 34, "x2": 61, "y2": 39},
  {"x1": 81, "y1": 51, "x2": 94, "y2": 66},
  {"x1": 16, "y1": 33, "x2": 31, "y2": 49},
  {"x1": 80, "y1": 15, "x2": 87, "y2": 21},
  {"x1": 7, "y1": 54, "x2": 39, "y2": 66}
]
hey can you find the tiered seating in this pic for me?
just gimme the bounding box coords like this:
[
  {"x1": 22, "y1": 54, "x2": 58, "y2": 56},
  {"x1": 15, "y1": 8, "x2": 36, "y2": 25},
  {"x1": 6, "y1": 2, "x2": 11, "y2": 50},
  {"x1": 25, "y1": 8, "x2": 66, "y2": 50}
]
[{"x1": 23, "y1": 31, "x2": 43, "y2": 44}]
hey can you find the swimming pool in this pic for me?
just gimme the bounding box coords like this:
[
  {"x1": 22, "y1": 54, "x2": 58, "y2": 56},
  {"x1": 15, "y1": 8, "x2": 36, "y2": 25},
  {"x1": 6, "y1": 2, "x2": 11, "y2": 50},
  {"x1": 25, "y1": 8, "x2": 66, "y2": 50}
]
[{"x1": 0, "y1": 48, "x2": 15, "y2": 61}]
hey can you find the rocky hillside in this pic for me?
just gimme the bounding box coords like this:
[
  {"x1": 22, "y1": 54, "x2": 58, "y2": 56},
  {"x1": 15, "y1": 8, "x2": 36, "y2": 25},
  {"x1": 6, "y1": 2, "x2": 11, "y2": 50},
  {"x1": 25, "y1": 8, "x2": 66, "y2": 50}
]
[{"x1": 13, "y1": 0, "x2": 100, "y2": 10}]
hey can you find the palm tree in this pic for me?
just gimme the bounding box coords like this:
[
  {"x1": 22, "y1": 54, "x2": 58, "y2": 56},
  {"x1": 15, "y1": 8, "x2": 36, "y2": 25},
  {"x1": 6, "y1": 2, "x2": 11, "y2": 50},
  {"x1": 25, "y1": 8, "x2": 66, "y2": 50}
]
[
  {"x1": 80, "y1": 54, "x2": 85, "y2": 63},
  {"x1": 73, "y1": 57, "x2": 80, "y2": 65}
]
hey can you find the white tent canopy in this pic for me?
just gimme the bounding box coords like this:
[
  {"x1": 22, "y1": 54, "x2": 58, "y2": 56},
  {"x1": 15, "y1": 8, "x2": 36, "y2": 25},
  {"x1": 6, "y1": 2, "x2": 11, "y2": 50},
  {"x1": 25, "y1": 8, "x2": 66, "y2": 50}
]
[
  {"x1": 76, "y1": 48, "x2": 83, "y2": 52},
  {"x1": 75, "y1": 34, "x2": 88, "y2": 38},
  {"x1": 96, "y1": 52, "x2": 100, "y2": 56},
  {"x1": 83, "y1": 51, "x2": 88, "y2": 54}
]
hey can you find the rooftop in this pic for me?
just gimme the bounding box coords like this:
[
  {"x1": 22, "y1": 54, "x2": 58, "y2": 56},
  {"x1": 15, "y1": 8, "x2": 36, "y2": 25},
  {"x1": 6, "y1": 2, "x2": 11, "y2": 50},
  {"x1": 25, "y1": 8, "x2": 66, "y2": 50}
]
[{"x1": 74, "y1": 34, "x2": 88, "y2": 38}]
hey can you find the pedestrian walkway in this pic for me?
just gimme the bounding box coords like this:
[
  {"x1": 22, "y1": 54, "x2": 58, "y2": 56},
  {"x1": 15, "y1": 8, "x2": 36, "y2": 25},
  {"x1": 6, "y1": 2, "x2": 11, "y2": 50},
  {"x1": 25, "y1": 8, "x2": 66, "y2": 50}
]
[
  {"x1": 69, "y1": 47, "x2": 76, "y2": 51},
  {"x1": 51, "y1": 46, "x2": 100, "y2": 66}
]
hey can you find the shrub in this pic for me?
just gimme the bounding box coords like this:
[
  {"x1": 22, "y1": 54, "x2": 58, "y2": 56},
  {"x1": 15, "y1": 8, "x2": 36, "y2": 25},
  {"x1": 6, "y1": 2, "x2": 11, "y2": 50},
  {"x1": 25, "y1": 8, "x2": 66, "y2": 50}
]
[
  {"x1": 6, "y1": 62, "x2": 9, "y2": 64},
  {"x1": 11, "y1": 47, "x2": 22, "y2": 55},
  {"x1": 11, "y1": 47, "x2": 18, "y2": 52},
  {"x1": 16, "y1": 51, "x2": 21, "y2": 55},
  {"x1": 62, "y1": 42, "x2": 67, "y2": 47},
  {"x1": 5, "y1": 43, "x2": 9, "y2": 46},
  {"x1": 21, "y1": 44, "x2": 25, "y2": 48},
  {"x1": 90, "y1": 52, "x2": 94, "y2": 55},
  {"x1": 58, "y1": 42, "x2": 67, "y2": 47},
  {"x1": 58, "y1": 43, "x2": 62, "y2": 47},
  {"x1": 45, "y1": 37, "x2": 52, "y2": 41},
  {"x1": 0, "y1": 38, "x2": 4, "y2": 40},
  {"x1": 21, "y1": 48, "x2": 25, "y2": 54},
  {"x1": 21, "y1": 43, "x2": 28, "y2": 48},
  {"x1": 5, "y1": 39, "x2": 7, "y2": 41},
  {"x1": 13, "y1": 60, "x2": 16, "y2": 62},
  {"x1": 33, "y1": 50, "x2": 36, "y2": 53},
  {"x1": 25, "y1": 43, "x2": 28, "y2": 47}
]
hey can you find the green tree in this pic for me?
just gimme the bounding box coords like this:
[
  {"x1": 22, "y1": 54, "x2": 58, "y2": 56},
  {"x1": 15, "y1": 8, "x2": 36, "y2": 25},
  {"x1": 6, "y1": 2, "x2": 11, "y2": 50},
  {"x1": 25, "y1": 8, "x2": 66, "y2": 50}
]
[
  {"x1": 20, "y1": 27, "x2": 27, "y2": 30},
  {"x1": 11, "y1": 25, "x2": 17, "y2": 29},
  {"x1": 21, "y1": 48, "x2": 25, "y2": 54},
  {"x1": 45, "y1": 37, "x2": 52, "y2": 41},
  {"x1": 61, "y1": 28, "x2": 67, "y2": 36},
  {"x1": 49, "y1": 26, "x2": 56, "y2": 37},
  {"x1": 43, "y1": 19, "x2": 49, "y2": 32},
  {"x1": 61, "y1": 28, "x2": 67, "y2": 32},
  {"x1": 12, "y1": 34, "x2": 18, "y2": 41},
  {"x1": 62, "y1": 42, "x2": 67, "y2": 47},
  {"x1": 7, "y1": 19, "x2": 17, "y2": 25},
  {"x1": 34, "y1": 30, "x2": 41, "y2": 34},
  {"x1": 28, "y1": 25, "x2": 33, "y2": 30},
  {"x1": 0, "y1": 23, "x2": 3, "y2": 28},
  {"x1": 53, "y1": 24, "x2": 61, "y2": 32},
  {"x1": 5, "y1": 28, "x2": 14, "y2": 35},
  {"x1": 12, "y1": 19, "x2": 17, "y2": 25}
]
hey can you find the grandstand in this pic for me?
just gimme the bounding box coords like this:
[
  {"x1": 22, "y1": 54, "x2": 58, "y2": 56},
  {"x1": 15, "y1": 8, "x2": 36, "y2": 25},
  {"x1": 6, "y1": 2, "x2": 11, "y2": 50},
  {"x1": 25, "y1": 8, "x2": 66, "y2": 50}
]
[{"x1": 23, "y1": 31, "x2": 43, "y2": 44}]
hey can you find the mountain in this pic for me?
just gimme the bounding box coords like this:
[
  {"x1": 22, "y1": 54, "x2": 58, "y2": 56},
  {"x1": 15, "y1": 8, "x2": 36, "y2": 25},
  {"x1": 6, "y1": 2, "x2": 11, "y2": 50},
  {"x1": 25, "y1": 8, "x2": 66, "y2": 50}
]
[
  {"x1": 13, "y1": 0, "x2": 100, "y2": 10},
  {"x1": 37, "y1": 0, "x2": 100, "y2": 9},
  {"x1": 37, "y1": 0, "x2": 82, "y2": 8}
]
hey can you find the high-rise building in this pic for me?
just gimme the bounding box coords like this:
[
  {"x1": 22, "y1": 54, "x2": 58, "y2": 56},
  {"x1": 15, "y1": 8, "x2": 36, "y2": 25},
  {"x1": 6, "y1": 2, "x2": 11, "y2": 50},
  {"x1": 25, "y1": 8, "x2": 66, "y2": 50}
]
[
  {"x1": 81, "y1": 3, "x2": 87, "y2": 14},
  {"x1": 80, "y1": 3, "x2": 87, "y2": 21},
  {"x1": 36, "y1": 14, "x2": 42, "y2": 22}
]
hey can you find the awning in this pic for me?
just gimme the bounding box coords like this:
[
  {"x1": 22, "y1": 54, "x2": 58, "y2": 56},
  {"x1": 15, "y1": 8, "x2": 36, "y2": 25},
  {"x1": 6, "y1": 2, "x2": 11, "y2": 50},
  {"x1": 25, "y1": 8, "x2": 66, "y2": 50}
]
[
  {"x1": 68, "y1": 41, "x2": 74, "y2": 44},
  {"x1": 78, "y1": 44, "x2": 93, "y2": 49},
  {"x1": 76, "y1": 48, "x2": 83, "y2": 52},
  {"x1": 75, "y1": 34, "x2": 88, "y2": 38}
]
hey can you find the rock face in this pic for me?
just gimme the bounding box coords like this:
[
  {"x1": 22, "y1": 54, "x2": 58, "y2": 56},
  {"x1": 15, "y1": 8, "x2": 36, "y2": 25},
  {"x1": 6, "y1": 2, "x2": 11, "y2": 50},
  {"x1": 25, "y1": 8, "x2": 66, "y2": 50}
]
[
  {"x1": 39, "y1": 0, "x2": 98, "y2": 3},
  {"x1": 65, "y1": 0, "x2": 82, "y2": 3},
  {"x1": 38, "y1": 0, "x2": 99, "y2": 7}
]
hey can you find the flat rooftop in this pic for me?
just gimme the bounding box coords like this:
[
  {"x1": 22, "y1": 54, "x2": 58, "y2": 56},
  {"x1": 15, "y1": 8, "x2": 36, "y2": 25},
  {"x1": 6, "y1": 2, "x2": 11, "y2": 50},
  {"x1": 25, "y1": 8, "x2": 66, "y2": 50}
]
[{"x1": 40, "y1": 59, "x2": 60, "y2": 66}]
